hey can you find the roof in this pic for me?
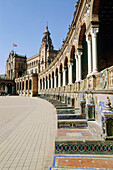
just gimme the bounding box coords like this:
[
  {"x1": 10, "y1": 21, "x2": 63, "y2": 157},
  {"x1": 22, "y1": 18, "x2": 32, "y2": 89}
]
[
  {"x1": 27, "y1": 54, "x2": 39, "y2": 62},
  {"x1": 0, "y1": 74, "x2": 5, "y2": 79}
]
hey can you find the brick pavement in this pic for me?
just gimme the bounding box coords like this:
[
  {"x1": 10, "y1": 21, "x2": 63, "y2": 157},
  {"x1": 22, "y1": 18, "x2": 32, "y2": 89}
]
[{"x1": 0, "y1": 96, "x2": 57, "y2": 170}]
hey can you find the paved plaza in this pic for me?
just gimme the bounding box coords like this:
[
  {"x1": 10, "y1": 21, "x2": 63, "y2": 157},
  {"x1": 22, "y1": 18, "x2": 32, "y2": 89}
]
[{"x1": 0, "y1": 96, "x2": 57, "y2": 170}]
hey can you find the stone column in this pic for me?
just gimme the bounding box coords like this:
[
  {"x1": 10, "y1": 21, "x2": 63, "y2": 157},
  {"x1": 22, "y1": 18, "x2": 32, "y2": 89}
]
[
  {"x1": 45, "y1": 79, "x2": 46, "y2": 90},
  {"x1": 86, "y1": 36, "x2": 92, "y2": 76},
  {"x1": 24, "y1": 79, "x2": 26, "y2": 94},
  {"x1": 42, "y1": 79, "x2": 43, "y2": 90},
  {"x1": 75, "y1": 55, "x2": 79, "y2": 81},
  {"x1": 68, "y1": 63, "x2": 73, "y2": 85},
  {"x1": 91, "y1": 28, "x2": 99, "y2": 74},
  {"x1": 48, "y1": 79, "x2": 49, "y2": 89},
  {"x1": 63, "y1": 68, "x2": 66, "y2": 86},
  {"x1": 12, "y1": 86, "x2": 14, "y2": 94},
  {"x1": 28, "y1": 79, "x2": 29, "y2": 94},
  {"x1": 51, "y1": 76, "x2": 53, "y2": 89},
  {"x1": 54, "y1": 76, "x2": 56, "y2": 88},
  {"x1": 58, "y1": 73, "x2": 61, "y2": 87},
  {"x1": 78, "y1": 50, "x2": 82, "y2": 81},
  {"x1": 5, "y1": 85, "x2": 8, "y2": 93}
]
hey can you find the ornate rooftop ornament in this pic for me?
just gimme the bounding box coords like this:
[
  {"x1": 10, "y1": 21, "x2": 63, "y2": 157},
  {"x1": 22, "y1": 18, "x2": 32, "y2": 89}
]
[
  {"x1": 68, "y1": 25, "x2": 71, "y2": 30},
  {"x1": 75, "y1": 1, "x2": 79, "y2": 8}
]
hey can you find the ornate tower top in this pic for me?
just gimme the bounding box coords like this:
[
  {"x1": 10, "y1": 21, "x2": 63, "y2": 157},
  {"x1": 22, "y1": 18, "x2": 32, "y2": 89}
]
[{"x1": 42, "y1": 25, "x2": 53, "y2": 50}]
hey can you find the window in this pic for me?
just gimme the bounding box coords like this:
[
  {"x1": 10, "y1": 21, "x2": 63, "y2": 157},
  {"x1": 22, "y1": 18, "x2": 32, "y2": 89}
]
[{"x1": 35, "y1": 69, "x2": 37, "y2": 73}]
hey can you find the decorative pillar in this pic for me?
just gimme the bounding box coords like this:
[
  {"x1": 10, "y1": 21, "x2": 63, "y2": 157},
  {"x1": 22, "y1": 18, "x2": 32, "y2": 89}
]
[
  {"x1": 58, "y1": 73, "x2": 61, "y2": 87},
  {"x1": 63, "y1": 68, "x2": 66, "y2": 86},
  {"x1": 42, "y1": 79, "x2": 43, "y2": 90},
  {"x1": 91, "y1": 28, "x2": 99, "y2": 74},
  {"x1": 75, "y1": 55, "x2": 79, "y2": 81},
  {"x1": 54, "y1": 76, "x2": 56, "y2": 88},
  {"x1": 45, "y1": 79, "x2": 46, "y2": 90},
  {"x1": 86, "y1": 36, "x2": 92, "y2": 76},
  {"x1": 24, "y1": 79, "x2": 26, "y2": 94},
  {"x1": 68, "y1": 63, "x2": 73, "y2": 85},
  {"x1": 28, "y1": 79, "x2": 29, "y2": 94},
  {"x1": 48, "y1": 79, "x2": 49, "y2": 89},
  {"x1": 5, "y1": 85, "x2": 8, "y2": 93},
  {"x1": 77, "y1": 50, "x2": 82, "y2": 81},
  {"x1": 51, "y1": 76, "x2": 53, "y2": 89}
]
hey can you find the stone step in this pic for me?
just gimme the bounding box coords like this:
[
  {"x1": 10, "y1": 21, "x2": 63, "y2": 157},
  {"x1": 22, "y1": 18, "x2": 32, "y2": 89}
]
[
  {"x1": 55, "y1": 140, "x2": 113, "y2": 154},
  {"x1": 57, "y1": 119, "x2": 88, "y2": 129},
  {"x1": 57, "y1": 114, "x2": 86, "y2": 120},
  {"x1": 57, "y1": 109, "x2": 76, "y2": 115},
  {"x1": 49, "y1": 155, "x2": 113, "y2": 170},
  {"x1": 56, "y1": 106, "x2": 74, "y2": 109}
]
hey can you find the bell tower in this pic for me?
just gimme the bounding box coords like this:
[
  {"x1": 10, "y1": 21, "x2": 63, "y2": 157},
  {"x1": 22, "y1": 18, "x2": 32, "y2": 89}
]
[{"x1": 39, "y1": 25, "x2": 57, "y2": 72}]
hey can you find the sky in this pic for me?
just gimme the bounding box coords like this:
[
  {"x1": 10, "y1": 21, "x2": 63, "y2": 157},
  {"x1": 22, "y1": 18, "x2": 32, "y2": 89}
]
[{"x1": 0, "y1": 0, "x2": 76, "y2": 74}]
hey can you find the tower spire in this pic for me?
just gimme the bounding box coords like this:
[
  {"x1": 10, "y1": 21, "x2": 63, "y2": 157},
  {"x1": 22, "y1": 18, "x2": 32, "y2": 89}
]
[{"x1": 46, "y1": 21, "x2": 48, "y2": 31}]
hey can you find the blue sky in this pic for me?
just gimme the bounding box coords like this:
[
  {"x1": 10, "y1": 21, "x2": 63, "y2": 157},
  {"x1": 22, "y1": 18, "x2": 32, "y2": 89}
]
[{"x1": 0, "y1": 0, "x2": 76, "y2": 74}]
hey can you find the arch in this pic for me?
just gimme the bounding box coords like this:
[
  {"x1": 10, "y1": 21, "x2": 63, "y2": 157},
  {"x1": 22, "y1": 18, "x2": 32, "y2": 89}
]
[
  {"x1": 70, "y1": 46, "x2": 76, "y2": 83},
  {"x1": 64, "y1": 57, "x2": 68, "y2": 68},
  {"x1": 43, "y1": 77, "x2": 45, "y2": 89},
  {"x1": 0, "y1": 83, "x2": 6, "y2": 94},
  {"x1": 46, "y1": 76, "x2": 48, "y2": 89},
  {"x1": 7, "y1": 83, "x2": 12, "y2": 94},
  {"x1": 78, "y1": 23, "x2": 86, "y2": 47},
  {"x1": 40, "y1": 79, "x2": 42, "y2": 90},
  {"x1": 55, "y1": 68, "x2": 58, "y2": 87},
  {"x1": 97, "y1": 0, "x2": 113, "y2": 71},
  {"x1": 18, "y1": 71, "x2": 22, "y2": 78},
  {"x1": 49, "y1": 74, "x2": 51, "y2": 89},
  {"x1": 64, "y1": 57, "x2": 68, "y2": 85},
  {"x1": 60, "y1": 63, "x2": 63, "y2": 86},
  {"x1": 78, "y1": 23, "x2": 88, "y2": 79},
  {"x1": 29, "y1": 79, "x2": 32, "y2": 90},
  {"x1": 20, "y1": 82, "x2": 21, "y2": 91},
  {"x1": 17, "y1": 82, "x2": 19, "y2": 90},
  {"x1": 26, "y1": 80, "x2": 28, "y2": 90},
  {"x1": 52, "y1": 71, "x2": 54, "y2": 88},
  {"x1": 22, "y1": 81, "x2": 24, "y2": 90}
]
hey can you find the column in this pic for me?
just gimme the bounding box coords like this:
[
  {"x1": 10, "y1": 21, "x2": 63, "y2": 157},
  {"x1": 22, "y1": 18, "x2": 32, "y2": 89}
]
[
  {"x1": 68, "y1": 63, "x2": 73, "y2": 85},
  {"x1": 58, "y1": 73, "x2": 61, "y2": 87},
  {"x1": 48, "y1": 79, "x2": 49, "y2": 89},
  {"x1": 78, "y1": 50, "x2": 82, "y2": 81},
  {"x1": 51, "y1": 77, "x2": 53, "y2": 89},
  {"x1": 63, "y1": 68, "x2": 66, "y2": 86},
  {"x1": 28, "y1": 79, "x2": 29, "y2": 94},
  {"x1": 42, "y1": 79, "x2": 43, "y2": 90},
  {"x1": 45, "y1": 79, "x2": 46, "y2": 90},
  {"x1": 24, "y1": 79, "x2": 26, "y2": 94},
  {"x1": 12, "y1": 86, "x2": 14, "y2": 94},
  {"x1": 5, "y1": 85, "x2": 8, "y2": 93},
  {"x1": 75, "y1": 55, "x2": 79, "y2": 81},
  {"x1": 91, "y1": 28, "x2": 99, "y2": 74},
  {"x1": 86, "y1": 36, "x2": 92, "y2": 76},
  {"x1": 54, "y1": 76, "x2": 56, "y2": 88}
]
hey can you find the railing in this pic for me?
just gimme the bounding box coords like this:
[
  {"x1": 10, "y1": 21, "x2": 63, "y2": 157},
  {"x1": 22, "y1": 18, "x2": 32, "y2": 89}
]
[{"x1": 39, "y1": 66, "x2": 113, "y2": 95}]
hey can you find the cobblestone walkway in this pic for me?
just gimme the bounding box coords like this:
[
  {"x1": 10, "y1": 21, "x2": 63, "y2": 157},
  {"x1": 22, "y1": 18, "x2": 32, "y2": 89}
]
[{"x1": 0, "y1": 96, "x2": 57, "y2": 170}]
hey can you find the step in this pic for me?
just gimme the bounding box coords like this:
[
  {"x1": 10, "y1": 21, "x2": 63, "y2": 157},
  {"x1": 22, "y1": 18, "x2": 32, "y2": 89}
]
[
  {"x1": 57, "y1": 114, "x2": 86, "y2": 120},
  {"x1": 56, "y1": 106, "x2": 74, "y2": 109},
  {"x1": 57, "y1": 109, "x2": 76, "y2": 115},
  {"x1": 57, "y1": 119, "x2": 88, "y2": 129},
  {"x1": 55, "y1": 140, "x2": 113, "y2": 154},
  {"x1": 49, "y1": 155, "x2": 113, "y2": 170}
]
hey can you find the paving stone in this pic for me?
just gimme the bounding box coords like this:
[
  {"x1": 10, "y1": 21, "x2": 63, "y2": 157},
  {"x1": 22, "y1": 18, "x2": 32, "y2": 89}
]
[{"x1": 0, "y1": 96, "x2": 57, "y2": 170}]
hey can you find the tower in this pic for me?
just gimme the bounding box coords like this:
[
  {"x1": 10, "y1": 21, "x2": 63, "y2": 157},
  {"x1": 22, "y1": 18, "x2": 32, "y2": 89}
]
[{"x1": 39, "y1": 25, "x2": 57, "y2": 72}]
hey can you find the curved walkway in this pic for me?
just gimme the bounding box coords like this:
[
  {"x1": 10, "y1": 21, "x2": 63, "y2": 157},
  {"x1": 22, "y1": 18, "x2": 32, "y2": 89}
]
[{"x1": 0, "y1": 96, "x2": 57, "y2": 170}]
